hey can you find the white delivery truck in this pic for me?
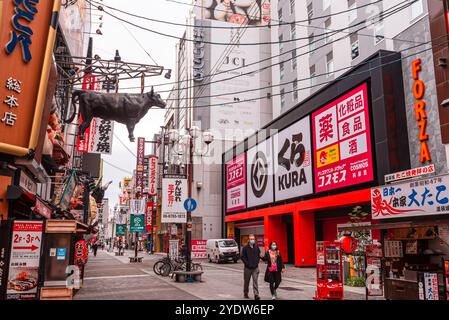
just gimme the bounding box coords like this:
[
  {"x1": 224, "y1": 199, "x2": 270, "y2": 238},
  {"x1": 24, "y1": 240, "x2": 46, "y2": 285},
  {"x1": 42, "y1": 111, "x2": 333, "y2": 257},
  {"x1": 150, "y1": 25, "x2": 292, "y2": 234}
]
[{"x1": 206, "y1": 239, "x2": 239, "y2": 263}]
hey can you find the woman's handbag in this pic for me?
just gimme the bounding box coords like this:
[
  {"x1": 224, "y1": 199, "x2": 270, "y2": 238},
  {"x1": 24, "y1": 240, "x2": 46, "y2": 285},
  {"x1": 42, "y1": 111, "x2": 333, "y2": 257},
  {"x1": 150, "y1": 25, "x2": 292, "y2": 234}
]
[{"x1": 268, "y1": 265, "x2": 277, "y2": 272}]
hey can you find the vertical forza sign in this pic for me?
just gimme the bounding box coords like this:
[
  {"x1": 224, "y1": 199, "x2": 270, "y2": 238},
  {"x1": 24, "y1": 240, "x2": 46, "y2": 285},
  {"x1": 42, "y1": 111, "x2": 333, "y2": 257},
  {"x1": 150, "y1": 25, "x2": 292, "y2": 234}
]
[
  {"x1": 411, "y1": 59, "x2": 431, "y2": 163},
  {"x1": 7, "y1": 221, "x2": 43, "y2": 300},
  {"x1": 148, "y1": 155, "x2": 158, "y2": 196},
  {"x1": 135, "y1": 137, "x2": 145, "y2": 191},
  {"x1": 226, "y1": 153, "x2": 246, "y2": 212},
  {"x1": 312, "y1": 82, "x2": 374, "y2": 193},
  {"x1": 0, "y1": 0, "x2": 62, "y2": 156},
  {"x1": 273, "y1": 116, "x2": 313, "y2": 201}
]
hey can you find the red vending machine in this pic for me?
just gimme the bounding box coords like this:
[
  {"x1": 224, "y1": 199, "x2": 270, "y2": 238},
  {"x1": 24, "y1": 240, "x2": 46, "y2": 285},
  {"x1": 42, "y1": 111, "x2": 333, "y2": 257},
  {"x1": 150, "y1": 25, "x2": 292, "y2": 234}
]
[{"x1": 314, "y1": 241, "x2": 344, "y2": 300}]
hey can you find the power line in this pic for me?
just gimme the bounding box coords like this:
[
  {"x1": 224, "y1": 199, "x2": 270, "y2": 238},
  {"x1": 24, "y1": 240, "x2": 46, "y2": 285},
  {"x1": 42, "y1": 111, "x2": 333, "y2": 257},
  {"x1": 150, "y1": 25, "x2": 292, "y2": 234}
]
[
  {"x1": 160, "y1": 1, "x2": 420, "y2": 102},
  {"x1": 166, "y1": 34, "x2": 448, "y2": 103},
  {"x1": 87, "y1": 0, "x2": 411, "y2": 46},
  {"x1": 65, "y1": 0, "x2": 412, "y2": 93},
  {"x1": 193, "y1": 2, "x2": 261, "y2": 106},
  {"x1": 102, "y1": 159, "x2": 133, "y2": 175},
  {"x1": 90, "y1": 0, "x2": 383, "y2": 29},
  {"x1": 160, "y1": 38, "x2": 449, "y2": 110},
  {"x1": 118, "y1": 19, "x2": 159, "y2": 66},
  {"x1": 113, "y1": 132, "x2": 137, "y2": 158}
]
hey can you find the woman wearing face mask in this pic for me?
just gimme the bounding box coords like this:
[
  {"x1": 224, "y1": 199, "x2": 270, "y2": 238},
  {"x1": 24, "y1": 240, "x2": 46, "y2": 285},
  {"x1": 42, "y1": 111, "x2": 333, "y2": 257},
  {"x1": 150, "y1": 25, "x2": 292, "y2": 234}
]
[{"x1": 262, "y1": 241, "x2": 285, "y2": 300}]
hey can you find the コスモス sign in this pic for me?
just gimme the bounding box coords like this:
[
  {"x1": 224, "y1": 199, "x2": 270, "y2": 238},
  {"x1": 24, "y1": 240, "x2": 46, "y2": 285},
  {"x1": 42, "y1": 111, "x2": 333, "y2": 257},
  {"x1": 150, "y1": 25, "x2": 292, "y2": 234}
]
[{"x1": 226, "y1": 153, "x2": 246, "y2": 212}]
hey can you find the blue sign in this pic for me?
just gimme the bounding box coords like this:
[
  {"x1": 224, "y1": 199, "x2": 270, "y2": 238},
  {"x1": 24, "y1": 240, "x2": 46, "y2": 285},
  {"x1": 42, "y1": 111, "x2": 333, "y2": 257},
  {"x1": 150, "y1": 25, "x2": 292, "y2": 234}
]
[
  {"x1": 5, "y1": 0, "x2": 40, "y2": 63},
  {"x1": 56, "y1": 248, "x2": 67, "y2": 261},
  {"x1": 184, "y1": 198, "x2": 197, "y2": 212}
]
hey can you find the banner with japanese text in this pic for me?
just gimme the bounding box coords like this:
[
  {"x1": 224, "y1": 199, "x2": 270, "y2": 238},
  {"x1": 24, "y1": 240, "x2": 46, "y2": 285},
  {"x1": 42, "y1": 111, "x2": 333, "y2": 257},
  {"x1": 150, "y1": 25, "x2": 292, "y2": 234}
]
[
  {"x1": 135, "y1": 137, "x2": 145, "y2": 191},
  {"x1": 129, "y1": 199, "x2": 146, "y2": 215},
  {"x1": 7, "y1": 221, "x2": 43, "y2": 300},
  {"x1": 161, "y1": 178, "x2": 187, "y2": 223},
  {"x1": 76, "y1": 117, "x2": 114, "y2": 154},
  {"x1": 148, "y1": 156, "x2": 158, "y2": 196},
  {"x1": 371, "y1": 175, "x2": 449, "y2": 219},
  {"x1": 312, "y1": 82, "x2": 374, "y2": 193},
  {"x1": 191, "y1": 240, "x2": 207, "y2": 259},
  {"x1": 226, "y1": 153, "x2": 246, "y2": 212},
  {"x1": 130, "y1": 215, "x2": 145, "y2": 233},
  {"x1": 0, "y1": 0, "x2": 60, "y2": 156}
]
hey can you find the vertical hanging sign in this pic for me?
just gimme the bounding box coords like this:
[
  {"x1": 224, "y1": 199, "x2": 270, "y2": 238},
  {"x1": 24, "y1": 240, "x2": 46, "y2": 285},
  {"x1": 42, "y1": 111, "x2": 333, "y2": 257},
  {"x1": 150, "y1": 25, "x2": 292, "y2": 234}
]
[
  {"x1": 0, "y1": 0, "x2": 62, "y2": 156},
  {"x1": 411, "y1": 59, "x2": 431, "y2": 164},
  {"x1": 135, "y1": 137, "x2": 145, "y2": 192},
  {"x1": 148, "y1": 155, "x2": 158, "y2": 196}
]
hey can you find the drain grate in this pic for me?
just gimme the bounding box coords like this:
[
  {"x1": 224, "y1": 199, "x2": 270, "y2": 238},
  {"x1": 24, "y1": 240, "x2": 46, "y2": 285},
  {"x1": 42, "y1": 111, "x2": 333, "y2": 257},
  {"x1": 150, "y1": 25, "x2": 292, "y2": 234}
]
[{"x1": 278, "y1": 287, "x2": 303, "y2": 291}]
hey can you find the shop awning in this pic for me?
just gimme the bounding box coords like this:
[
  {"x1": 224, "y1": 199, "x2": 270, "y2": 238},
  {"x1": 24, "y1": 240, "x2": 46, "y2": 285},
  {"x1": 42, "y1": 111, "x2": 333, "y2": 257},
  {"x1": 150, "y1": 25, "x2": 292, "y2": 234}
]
[
  {"x1": 338, "y1": 219, "x2": 449, "y2": 232},
  {"x1": 45, "y1": 219, "x2": 89, "y2": 234},
  {"x1": 7, "y1": 185, "x2": 35, "y2": 202}
]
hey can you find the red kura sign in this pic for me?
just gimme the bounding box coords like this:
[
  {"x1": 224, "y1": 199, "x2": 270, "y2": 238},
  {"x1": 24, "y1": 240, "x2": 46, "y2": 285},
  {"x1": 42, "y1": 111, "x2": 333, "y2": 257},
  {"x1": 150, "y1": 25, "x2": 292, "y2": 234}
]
[
  {"x1": 312, "y1": 82, "x2": 374, "y2": 193},
  {"x1": 74, "y1": 240, "x2": 88, "y2": 266}
]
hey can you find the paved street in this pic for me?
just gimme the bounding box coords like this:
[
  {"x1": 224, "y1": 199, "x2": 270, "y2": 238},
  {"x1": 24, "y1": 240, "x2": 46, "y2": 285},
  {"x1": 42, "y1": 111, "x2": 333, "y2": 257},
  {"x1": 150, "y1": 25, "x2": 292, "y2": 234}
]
[{"x1": 74, "y1": 249, "x2": 369, "y2": 300}]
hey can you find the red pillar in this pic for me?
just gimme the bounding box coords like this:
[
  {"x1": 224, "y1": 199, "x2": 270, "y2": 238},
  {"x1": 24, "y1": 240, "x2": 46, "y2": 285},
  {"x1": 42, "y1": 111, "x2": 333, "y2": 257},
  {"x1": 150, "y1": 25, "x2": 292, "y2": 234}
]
[
  {"x1": 293, "y1": 210, "x2": 316, "y2": 267},
  {"x1": 264, "y1": 215, "x2": 288, "y2": 262}
]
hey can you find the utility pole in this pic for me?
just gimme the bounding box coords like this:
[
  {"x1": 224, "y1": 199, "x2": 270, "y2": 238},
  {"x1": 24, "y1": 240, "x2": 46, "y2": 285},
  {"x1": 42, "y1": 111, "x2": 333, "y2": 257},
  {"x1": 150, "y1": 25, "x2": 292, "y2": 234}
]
[{"x1": 186, "y1": 134, "x2": 193, "y2": 272}]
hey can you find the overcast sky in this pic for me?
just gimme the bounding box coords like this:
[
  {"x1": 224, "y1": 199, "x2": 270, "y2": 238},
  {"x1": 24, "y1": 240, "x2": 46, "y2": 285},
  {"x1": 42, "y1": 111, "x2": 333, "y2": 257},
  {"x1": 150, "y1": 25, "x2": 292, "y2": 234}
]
[{"x1": 91, "y1": 0, "x2": 191, "y2": 210}]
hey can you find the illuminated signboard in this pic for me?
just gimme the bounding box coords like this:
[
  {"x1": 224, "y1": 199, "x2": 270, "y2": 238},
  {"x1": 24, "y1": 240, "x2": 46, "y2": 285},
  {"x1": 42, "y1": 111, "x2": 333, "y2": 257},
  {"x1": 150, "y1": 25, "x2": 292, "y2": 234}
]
[
  {"x1": 226, "y1": 153, "x2": 246, "y2": 212},
  {"x1": 411, "y1": 58, "x2": 431, "y2": 164},
  {"x1": 312, "y1": 82, "x2": 374, "y2": 193},
  {"x1": 0, "y1": 0, "x2": 62, "y2": 156}
]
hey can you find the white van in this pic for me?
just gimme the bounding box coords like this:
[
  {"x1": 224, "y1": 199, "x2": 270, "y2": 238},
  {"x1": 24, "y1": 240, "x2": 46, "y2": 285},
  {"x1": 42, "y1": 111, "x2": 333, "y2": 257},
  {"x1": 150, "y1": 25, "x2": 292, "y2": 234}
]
[{"x1": 206, "y1": 239, "x2": 239, "y2": 263}]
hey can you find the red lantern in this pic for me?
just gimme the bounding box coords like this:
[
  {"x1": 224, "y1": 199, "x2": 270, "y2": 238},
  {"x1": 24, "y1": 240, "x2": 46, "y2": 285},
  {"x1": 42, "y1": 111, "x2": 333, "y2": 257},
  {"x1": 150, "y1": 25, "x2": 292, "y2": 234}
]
[
  {"x1": 74, "y1": 240, "x2": 88, "y2": 266},
  {"x1": 340, "y1": 235, "x2": 358, "y2": 254}
]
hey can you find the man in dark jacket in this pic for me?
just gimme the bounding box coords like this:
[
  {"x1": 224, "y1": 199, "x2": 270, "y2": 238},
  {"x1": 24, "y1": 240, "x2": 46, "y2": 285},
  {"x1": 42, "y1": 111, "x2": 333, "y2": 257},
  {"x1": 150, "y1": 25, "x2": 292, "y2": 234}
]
[{"x1": 241, "y1": 234, "x2": 261, "y2": 300}]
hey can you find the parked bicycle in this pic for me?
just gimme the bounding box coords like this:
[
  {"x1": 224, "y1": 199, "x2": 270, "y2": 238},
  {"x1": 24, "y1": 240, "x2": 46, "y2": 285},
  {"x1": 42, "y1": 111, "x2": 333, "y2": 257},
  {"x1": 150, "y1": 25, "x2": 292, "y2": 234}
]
[{"x1": 152, "y1": 256, "x2": 203, "y2": 276}]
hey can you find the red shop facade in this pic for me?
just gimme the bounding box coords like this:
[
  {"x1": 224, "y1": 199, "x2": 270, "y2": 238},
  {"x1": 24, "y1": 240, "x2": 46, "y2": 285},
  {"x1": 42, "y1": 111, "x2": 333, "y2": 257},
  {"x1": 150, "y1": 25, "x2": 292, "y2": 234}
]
[{"x1": 222, "y1": 51, "x2": 411, "y2": 266}]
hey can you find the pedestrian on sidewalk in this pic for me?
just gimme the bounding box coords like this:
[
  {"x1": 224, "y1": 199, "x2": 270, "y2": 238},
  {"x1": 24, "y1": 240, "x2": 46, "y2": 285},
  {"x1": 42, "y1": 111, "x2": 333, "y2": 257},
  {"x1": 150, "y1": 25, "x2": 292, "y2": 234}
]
[
  {"x1": 118, "y1": 238, "x2": 123, "y2": 255},
  {"x1": 92, "y1": 241, "x2": 99, "y2": 257},
  {"x1": 241, "y1": 234, "x2": 262, "y2": 300},
  {"x1": 262, "y1": 241, "x2": 285, "y2": 300}
]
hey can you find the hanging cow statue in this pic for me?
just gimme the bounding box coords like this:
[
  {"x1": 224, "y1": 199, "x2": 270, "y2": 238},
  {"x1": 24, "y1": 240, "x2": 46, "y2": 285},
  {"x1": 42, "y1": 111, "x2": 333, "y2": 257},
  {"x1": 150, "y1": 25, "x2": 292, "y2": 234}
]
[{"x1": 65, "y1": 86, "x2": 166, "y2": 142}]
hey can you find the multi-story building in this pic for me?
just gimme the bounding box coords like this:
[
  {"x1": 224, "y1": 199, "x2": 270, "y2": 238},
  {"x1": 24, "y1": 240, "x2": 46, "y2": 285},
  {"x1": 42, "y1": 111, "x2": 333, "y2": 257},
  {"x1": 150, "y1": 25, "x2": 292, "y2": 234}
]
[
  {"x1": 223, "y1": 0, "x2": 449, "y2": 300},
  {"x1": 160, "y1": 0, "x2": 274, "y2": 241},
  {"x1": 0, "y1": 0, "x2": 97, "y2": 300},
  {"x1": 271, "y1": 0, "x2": 446, "y2": 118}
]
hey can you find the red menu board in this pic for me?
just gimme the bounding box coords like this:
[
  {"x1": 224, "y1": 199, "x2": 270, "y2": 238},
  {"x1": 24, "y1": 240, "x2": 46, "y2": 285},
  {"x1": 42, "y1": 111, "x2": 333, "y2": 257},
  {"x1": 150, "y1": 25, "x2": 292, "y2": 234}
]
[
  {"x1": 312, "y1": 82, "x2": 373, "y2": 193},
  {"x1": 226, "y1": 153, "x2": 246, "y2": 212}
]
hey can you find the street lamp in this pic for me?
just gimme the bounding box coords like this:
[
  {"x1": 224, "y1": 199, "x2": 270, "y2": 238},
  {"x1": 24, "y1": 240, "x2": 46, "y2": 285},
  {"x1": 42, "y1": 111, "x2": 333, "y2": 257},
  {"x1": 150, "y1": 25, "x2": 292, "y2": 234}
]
[{"x1": 183, "y1": 127, "x2": 214, "y2": 272}]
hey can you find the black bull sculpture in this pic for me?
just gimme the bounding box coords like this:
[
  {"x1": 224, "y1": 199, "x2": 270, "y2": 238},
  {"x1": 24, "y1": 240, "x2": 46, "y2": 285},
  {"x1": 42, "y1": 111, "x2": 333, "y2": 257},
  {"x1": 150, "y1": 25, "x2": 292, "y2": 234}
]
[{"x1": 65, "y1": 87, "x2": 166, "y2": 142}]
